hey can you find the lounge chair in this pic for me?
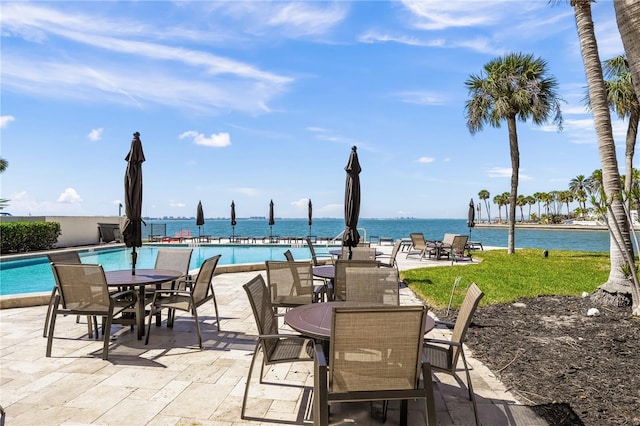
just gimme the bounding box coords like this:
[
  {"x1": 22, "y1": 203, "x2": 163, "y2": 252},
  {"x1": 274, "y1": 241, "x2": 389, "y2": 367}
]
[
  {"x1": 241, "y1": 275, "x2": 314, "y2": 419},
  {"x1": 97, "y1": 223, "x2": 122, "y2": 243},
  {"x1": 377, "y1": 239, "x2": 402, "y2": 269},
  {"x1": 145, "y1": 254, "x2": 221, "y2": 348},
  {"x1": 450, "y1": 235, "x2": 472, "y2": 263},
  {"x1": 424, "y1": 283, "x2": 484, "y2": 426},
  {"x1": 437, "y1": 233, "x2": 460, "y2": 259},
  {"x1": 46, "y1": 263, "x2": 136, "y2": 360},
  {"x1": 405, "y1": 232, "x2": 430, "y2": 260},
  {"x1": 314, "y1": 305, "x2": 436, "y2": 426}
]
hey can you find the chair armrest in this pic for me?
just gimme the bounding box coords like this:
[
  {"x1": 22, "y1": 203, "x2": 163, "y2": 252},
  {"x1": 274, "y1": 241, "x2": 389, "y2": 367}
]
[
  {"x1": 314, "y1": 342, "x2": 329, "y2": 425},
  {"x1": 424, "y1": 337, "x2": 461, "y2": 347},
  {"x1": 258, "y1": 333, "x2": 308, "y2": 339},
  {"x1": 435, "y1": 320, "x2": 455, "y2": 328}
]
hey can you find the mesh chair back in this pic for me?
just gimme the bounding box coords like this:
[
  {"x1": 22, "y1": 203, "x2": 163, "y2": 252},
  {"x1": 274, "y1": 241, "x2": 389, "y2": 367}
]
[
  {"x1": 191, "y1": 255, "x2": 220, "y2": 304},
  {"x1": 47, "y1": 251, "x2": 81, "y2": 264},
  {"x1": 410, "y1": 233, "x2": 427, "y2": 250},
  {"x1": 345, "y1": 267, "x2": 399, "y2": 305},
  {"x1": 51, "y1": 263, "x2": 111, "y2": 313},
  {"x1": 305, "y1": 237, "x2": 323, "y2": 266},
  {"x1": 265, "y1": 261, "x2": 314, "y2": 307},
  {"x1": 451, "y1": 235, "x2": 469, "y2": 258},
  {"x1": 330, "y1": 305, "x2": 427, "y2": 393},
  {"x1": 451, "y1": 283, "x2": 484, "y2": 362},
  {"x1": 154, "y1": 248, "x2": 193, "y2": 276},
  {"x1": 243, "y1": 275, "x2": 279, "y2": 356},
  {"x1": 341, "y1": 246, "x2": 376, "y2": 260},
  {"x1": 283, "y1": 249, "x2": 295, "y2": 261},
  {"x1": 333, "y1": 259, "x2": 379, "y2": 301},
  {"x1": 388, "y1": 239, "x2": 402, "y2": 267},
  {"x1": 442, "y1": 233, "x2": 459, "y2": 246}
]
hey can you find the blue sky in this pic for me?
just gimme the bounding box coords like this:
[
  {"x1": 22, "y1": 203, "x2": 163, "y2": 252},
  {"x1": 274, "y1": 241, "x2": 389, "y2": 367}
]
[{"x1": 0, "y1": 1, "x2": 629, "y2": 220}]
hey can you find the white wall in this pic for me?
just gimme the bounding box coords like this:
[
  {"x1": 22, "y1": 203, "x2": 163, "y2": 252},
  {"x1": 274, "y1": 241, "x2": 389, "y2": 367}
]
[{"x1": 1, "y1": 216, "x2": 125, "y2": 248}]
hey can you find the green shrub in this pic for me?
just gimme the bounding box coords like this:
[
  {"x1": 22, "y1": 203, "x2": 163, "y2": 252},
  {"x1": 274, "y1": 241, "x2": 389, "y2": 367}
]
[{"x1": 0, "y1": 222, "x2": 61, "y2": 253}]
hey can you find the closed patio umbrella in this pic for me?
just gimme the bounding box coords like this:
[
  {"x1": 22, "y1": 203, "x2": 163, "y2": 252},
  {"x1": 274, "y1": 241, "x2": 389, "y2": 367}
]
[
  {"x1": 343, "y1": 146, "x2": 361, "y2": 259},
  {"x1": 468, "y1": 198, "x2": 476, "y2": 240},
  {"x1": 122, "y1": 132, "x2": 145, "y2": 275},
  {"x1": 230, "y1": 201, "x2": 237, "y2": 241},
  {"x1": 196, "y1": 200, "x2": 205, "y2": 239},
  {"x1": 268, "y1": 199, "x2": 275, "y2": 240},
  {"x1": 308, "y1": 199, "x2": 313, "y2": 237}
]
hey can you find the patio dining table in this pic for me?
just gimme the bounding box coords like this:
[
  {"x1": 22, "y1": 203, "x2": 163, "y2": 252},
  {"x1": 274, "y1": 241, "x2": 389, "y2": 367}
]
[{"x1": 105, "y1": 268, "x2": 182, "y2": 340}]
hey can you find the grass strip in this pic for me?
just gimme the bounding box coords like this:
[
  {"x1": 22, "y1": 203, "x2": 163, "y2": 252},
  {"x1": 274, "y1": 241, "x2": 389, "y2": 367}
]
[{"x1": 401, "y1": 249, "x2": 611, "y2": 310}]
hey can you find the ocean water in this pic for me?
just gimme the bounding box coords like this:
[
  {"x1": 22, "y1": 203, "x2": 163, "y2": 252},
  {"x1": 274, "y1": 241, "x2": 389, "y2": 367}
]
[{"x1": 146, "y1": 218, "x2": 612, "y2": 253}]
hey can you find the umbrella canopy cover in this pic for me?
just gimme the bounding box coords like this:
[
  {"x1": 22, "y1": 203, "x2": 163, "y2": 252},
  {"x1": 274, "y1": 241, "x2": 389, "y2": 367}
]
[
  {"x1": 122, "y1": 132, "x2": 145, "y2": 249},
  {"x1": 343, "y1": 146, "x2": 361, "y2": 247},
  {"x1": 231, "y1": 201, "x2": 237, "y2": 227},
  {"x1": 308, "y1": 199, "x2": 313, "y2": 227},
  {"x1": 468, "y1": 198, "x2": 476, "y2": 228},
  {"x1": 196, "y1": 201, "x2": 205, "y2": 226},
  {"x1": 269, "y1": 200, "x2": 275, "y2": 226}
]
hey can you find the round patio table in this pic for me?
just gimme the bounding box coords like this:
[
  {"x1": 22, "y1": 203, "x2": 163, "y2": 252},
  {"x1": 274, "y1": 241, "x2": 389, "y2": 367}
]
[{"x1": 284, "y1": 301, "x2": 435, "y2": 340}]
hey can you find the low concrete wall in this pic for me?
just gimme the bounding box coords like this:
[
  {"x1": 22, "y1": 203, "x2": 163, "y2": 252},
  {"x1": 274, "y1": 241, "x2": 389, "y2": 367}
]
[{"x1": 1, "y1": 216, "x2": 125, "y2": 248}]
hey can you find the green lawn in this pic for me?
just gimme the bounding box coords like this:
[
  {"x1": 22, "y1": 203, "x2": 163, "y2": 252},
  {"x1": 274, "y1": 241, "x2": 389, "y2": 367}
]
[{"x1": 401, "y1": 249, "x2": 611, "y2": 310}]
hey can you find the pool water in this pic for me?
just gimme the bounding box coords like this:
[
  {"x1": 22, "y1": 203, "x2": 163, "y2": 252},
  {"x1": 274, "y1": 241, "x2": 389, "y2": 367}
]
[{"x1": 0, "y1": 245, "x2": 318, "y2": 296}]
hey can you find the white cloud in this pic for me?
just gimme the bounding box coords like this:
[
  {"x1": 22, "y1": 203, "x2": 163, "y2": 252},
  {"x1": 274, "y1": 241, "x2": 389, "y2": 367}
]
[
  {"x1": 88, "y1": 128, "x2": 103, "y2": 141},
  {"x1": 486, "y1": 167, "x2": 512, "y2": 178},
  {"x1": 394, "y1": 90, "x2": 445, "y2": 106},
  {"x1": 418, "y1": 156, "x2": 435, "y2": 164},
  {"x1": 290, "y1": 198, "x2": 310, "y2": 209},
  {"x1": 401, "y1": 0, "x2": 511, "y2": 30},
  {"x1": 57, "y1": 188, "x2": 82, "y2": 203},
  {"x1": 169, "y1": 200, "x2": 186, "y2": 208},
  {"x1": 0, "y1": 116, "x2": 15, "y2": 128},
  {"x1": 359, "y1": 30, "x2": 444, "y2": 47},
  {"x1": 179, "y1": 130, "x2": 231, "y2": 147}
]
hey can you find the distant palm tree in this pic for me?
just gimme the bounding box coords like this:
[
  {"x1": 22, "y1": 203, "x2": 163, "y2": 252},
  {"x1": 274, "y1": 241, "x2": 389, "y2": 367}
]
[
  {"x1": 493, "y1": 194, "x2": 505, "y2": 223},
  {"x1": 0, "y1": 158, "x2": 7, "y2": 173},
  {"x1": 526, "y1": 195, "x2": 536, "y2": 221},
  {"x1": 516, "y1": 195, "x2": 527, "y2": 222},
  {"x1": 465, "y1": 52, "x2": 562, "y2": 253},
  {"x1": 569, "y1": 175, "x2": 589, "y2": 212},
  {"x1": 533, "y1": 191, "x2": 544, "y2": 219},
  {"x1": 478, "y1": 189, "x2": 491, "y2": 223}
]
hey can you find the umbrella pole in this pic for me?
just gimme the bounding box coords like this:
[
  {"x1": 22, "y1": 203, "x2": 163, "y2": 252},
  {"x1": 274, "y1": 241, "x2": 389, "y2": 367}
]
[{"x1": 131, "y1": 247, "x2": 137, "y2": 275}]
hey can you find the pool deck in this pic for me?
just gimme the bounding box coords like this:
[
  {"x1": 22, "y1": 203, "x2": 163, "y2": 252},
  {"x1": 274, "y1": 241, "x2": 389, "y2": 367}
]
[{"x1": 0, "y1": 243, "x2": 546, "y2": 425}]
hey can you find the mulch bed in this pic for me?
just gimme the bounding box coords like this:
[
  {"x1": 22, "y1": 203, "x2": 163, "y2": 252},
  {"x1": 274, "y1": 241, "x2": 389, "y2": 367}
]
[{"x1": 435, "y1": 296, "x2": 640, "y2": 426}]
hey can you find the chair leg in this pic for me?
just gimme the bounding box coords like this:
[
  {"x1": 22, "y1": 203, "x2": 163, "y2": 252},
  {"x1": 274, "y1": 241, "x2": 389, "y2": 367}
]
[
  {"x1": 43, "y1": 287, "x2": 57, "y2": 337},
  {"x1": 45, "y1": 295, "x2": 61, "y2": 357},
  {"x1": 192, "y1": 308, "x2": 203, "y2": 349},
  {"x1": 211, "y1": 291, "x2": 221, "y2": 331},
  {"x1": 145, "y1": 304, "x2": 157, "y2": 345},
  {"x1": 241, "y1": 342, "x2": 261, "y2": 419},
  {"x1": 460, "y1": 348, "x2": 480, "y2": 426}
]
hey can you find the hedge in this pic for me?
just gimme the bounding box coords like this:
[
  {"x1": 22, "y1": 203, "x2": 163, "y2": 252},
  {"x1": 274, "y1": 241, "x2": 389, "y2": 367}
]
[{"x1": 0, "y1": 222, "x2": 61, "y2": 253}]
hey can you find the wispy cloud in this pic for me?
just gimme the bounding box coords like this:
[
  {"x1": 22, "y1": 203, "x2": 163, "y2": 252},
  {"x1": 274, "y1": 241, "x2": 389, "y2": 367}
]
[
  {"x1": 359, "y1": 30, "x2": 444, "y2": 47},
  {"x1": 231, "y1": 187, "x2": 259, "y2": 197},
  {"x1": 88, "y1": 128, "x2": 103, "y2": 141},
  {"x1": 0, "y1": 116, "x2": 15, "y2": 128},
  {"x1": 169, "y1": 200, "x2": 186, "y2": 208},
  {"x1": 418, "y1": 156, "x2": 435, "y2": 164},
  {"x1": 179, "y1": 130, "x2": 231, "y2": 147},
  {"x1": 393, "y1": 90, "x2": 445, "y2": 106}
]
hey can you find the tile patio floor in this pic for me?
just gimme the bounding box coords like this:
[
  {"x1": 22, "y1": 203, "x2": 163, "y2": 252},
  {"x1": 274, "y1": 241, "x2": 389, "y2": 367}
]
[{"x1": 0, "y1": 245, "x2": 547, "y2": 425}]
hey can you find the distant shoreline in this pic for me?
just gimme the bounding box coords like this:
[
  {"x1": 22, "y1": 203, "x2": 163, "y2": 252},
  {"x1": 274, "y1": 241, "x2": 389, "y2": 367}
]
[{"x1": 474, "y1": 222, "x2": 608, "y2": 232}]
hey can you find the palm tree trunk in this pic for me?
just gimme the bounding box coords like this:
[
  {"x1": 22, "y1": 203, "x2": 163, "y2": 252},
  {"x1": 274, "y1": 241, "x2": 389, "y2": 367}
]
[
  {"x1": 615, "y1": 0, "x2": 640, "y2": 101},
  {"x1": 624, "y1": 109, "x2": 638, "y2": 211},
  {"x1": 507, "y1": 116, "x2": 519, "y2": 254},
  {"x1": 614, "y1": 0, "x2": 640, "y2": 315},
  {"x1": 574, "y1": 0, "x2": 634, "y2": 308}
]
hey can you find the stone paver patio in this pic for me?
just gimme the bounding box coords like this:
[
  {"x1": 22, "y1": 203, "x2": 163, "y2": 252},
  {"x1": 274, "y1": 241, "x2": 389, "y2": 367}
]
[{"x1": 0, "y1": 244, "x2": 547, "y2": 425}]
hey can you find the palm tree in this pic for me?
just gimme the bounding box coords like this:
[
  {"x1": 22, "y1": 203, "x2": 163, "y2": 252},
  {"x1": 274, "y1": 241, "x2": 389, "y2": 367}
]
[
  {"x1": 493, "y1": 194, "x2": 504, "y2": 223},
  {"x1": 569, "y1": 175, "x2": 589, "y2": 212},
  {"x1": 0, "y1": 157, "x2": 8, "y2": 210},
  {"x1": 559, "y1": 190, "x2": 574, "y2": 216},
  {"x1": 586, "y1": 169, "x2": 603, "y2": 196},
  {"x1": 604, "y1": 55, "x2": 639, "y2": 212},
  {"x1": 614, "y1": 0, "x2": 640, "y2": 104},
  {"x1": 526, "y1": 195, "x2": 536, "y2": 221},
  {"x1": 478, "y1": 189, "x2": 491, "y2": 223},
  {"x1": 568, "y1": 0, "x2": 635, "y2": 310},
  {"x1": 533, "y1": 191, "x2": 544, "y2": 219},
  {"x1": 465, "y1": 52, "x2": 563, "y2": 253}
]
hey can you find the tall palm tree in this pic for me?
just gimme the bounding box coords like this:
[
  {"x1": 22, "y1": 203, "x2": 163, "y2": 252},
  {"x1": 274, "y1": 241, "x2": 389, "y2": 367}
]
[
  {"x1": 533, "y1": 191, "x2": 544, "y2": 219},
  {"x1": 568, "y1": 0, "x2": 635, "y2": 309},
  {"x1": 603, "y1": 55, "x2": 639, "y2": 212},
  {"x1": 569, "y1": 175, "x2": 589, "y2": 212},
  {"x1": 493, "y1": 194, "x2": 504, "y2": 223},
  {"x1": 526, "y1": 195, "x2": 536, "y2": 221},
  {"x1": 478, "y1": 189, "x2": 491, "y2": 223},
  {"x1": 516, "y1": 194, "x2": 527, "y2": 222},
  {"x1": 465, "y1": 52, "x2": 563, "y2": 253},
  {"x1": 614, "y1": 0, "x2": 640, "y2": 103}
]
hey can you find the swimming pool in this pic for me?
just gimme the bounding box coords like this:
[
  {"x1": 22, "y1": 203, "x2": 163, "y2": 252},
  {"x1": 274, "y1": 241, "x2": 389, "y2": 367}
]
[{"x1": 0, "y1": 245, "x2": 318, "y2": 296}]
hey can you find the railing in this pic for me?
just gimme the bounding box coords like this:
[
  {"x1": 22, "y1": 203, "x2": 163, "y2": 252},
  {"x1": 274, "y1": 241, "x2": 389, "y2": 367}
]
[{"x1": 329, "y1": 227, "x2": 367, "y2": 245}]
